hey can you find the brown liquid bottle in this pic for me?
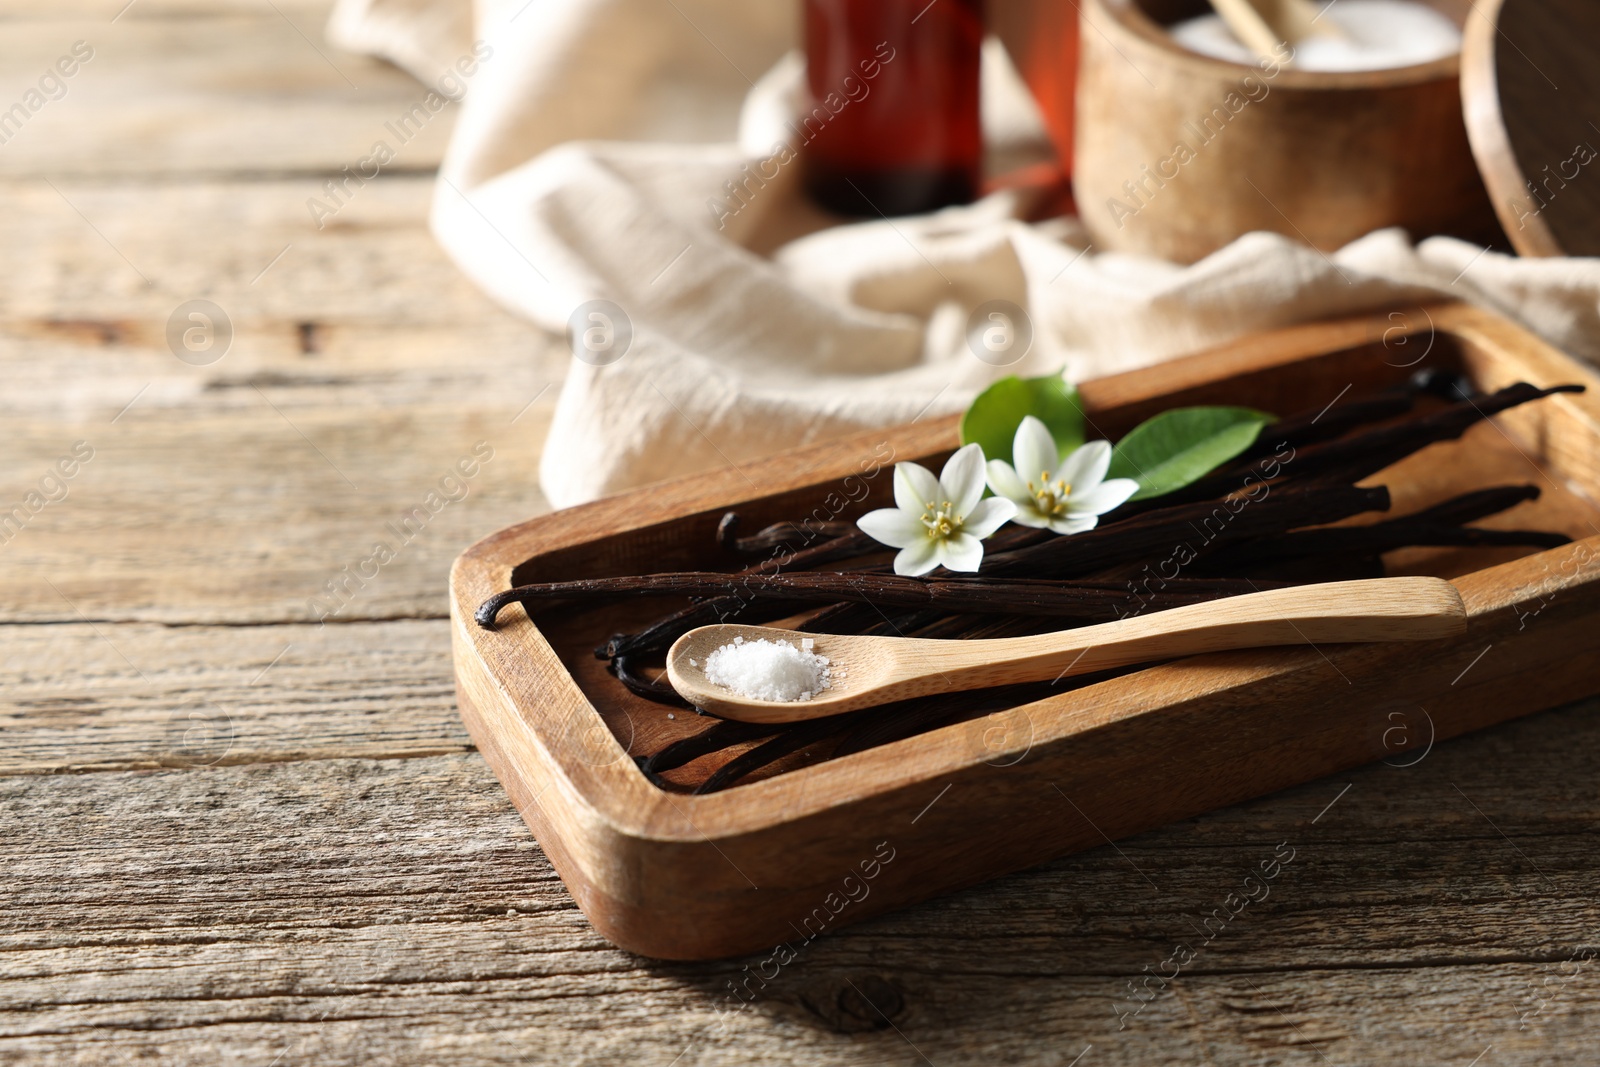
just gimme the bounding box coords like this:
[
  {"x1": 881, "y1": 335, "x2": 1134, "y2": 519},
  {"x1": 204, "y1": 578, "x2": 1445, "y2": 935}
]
[{"x1": 801, "y1": 0, "x2": 983, "y2": 217}]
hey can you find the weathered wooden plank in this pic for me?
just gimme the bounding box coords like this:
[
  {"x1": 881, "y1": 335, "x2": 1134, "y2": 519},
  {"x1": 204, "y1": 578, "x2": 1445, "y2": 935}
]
[
  {"x1": 0, "y1": 11, "x2": 464, "y2": 177},
  {"x1": 0, "y1": 173, "x2": 566, "y2": 434},
  {"x1": 0, "y1": 172, "x2": 566, "y2": 624},
  {"x1": 0, "y1": 176, "x2": 558, "y2": 329},
  {"x1": 0, "y1": 405, "x2": 551, "y2": 624},
  {"x1": 1, "y1": 699, "x2": 1596, "y2": 1064},
  {"x1": 0, "y1": 620, "x2": 472, "y2": 774},
  {"x1": 2, "y1": 953, "x2": 1584, "y2": 1067},
  {"x1": 0, "y1": 319, "x2": 557, "y2": 417}
]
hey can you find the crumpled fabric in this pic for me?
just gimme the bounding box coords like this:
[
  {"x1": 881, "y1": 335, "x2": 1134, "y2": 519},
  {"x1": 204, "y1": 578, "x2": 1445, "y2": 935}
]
[{"x1": 328, "y1": 0, "x2": 1600, "y2": 507}]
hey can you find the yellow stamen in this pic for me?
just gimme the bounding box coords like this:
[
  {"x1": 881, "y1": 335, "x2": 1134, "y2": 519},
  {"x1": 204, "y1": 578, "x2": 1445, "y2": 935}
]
[
  {"x1": 1026, "y1": 471, "x2": 1074, "y2": 516},
  {"x1": 919, "y1": 499, "x2": 966, "y2": 540}
]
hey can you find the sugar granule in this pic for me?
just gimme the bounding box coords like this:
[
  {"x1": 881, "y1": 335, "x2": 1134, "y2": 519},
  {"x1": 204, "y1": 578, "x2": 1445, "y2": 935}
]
[{"x1": 702, "y1": 637, "x2": 832, "y2": 703}]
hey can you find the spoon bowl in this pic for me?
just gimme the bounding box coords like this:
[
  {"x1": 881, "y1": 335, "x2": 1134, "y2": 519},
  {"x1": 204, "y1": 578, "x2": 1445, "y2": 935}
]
[{"x1": 666, "y1": 577, "x2": 1467, "y2": 722}]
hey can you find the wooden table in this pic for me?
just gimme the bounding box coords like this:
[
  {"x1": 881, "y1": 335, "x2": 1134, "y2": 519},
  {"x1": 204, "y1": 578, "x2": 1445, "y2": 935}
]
[{"x1": 2, "y1": 3, "x2": 1596, "y2": 1063}]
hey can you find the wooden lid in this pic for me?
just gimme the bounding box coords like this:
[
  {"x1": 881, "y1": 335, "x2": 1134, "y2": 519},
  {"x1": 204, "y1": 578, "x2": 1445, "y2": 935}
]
[{"x1": 1461, "y1": 0, "x2": 1600, "y2": 256}]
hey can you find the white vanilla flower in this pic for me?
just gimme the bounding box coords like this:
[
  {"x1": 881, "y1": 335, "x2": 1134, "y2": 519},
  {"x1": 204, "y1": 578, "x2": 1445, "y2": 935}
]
[
  {"x1": 857, "y1": 443, "x2": 1017, "y2": 576},
  {"x1": 985, "y1": 416, "x2": 1140, "y2": 535}
]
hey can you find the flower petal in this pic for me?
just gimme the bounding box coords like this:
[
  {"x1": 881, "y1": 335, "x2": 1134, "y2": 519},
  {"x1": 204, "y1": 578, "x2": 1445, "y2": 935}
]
[
  {"x1": 985, "y1": 459, "x2": 1030, "y2": 504},
  {"x1": 1012, "y1": 416, "x2": 1059, "y2": 488},
  {"x1": 963, "y1": 496, "x2": 1017, "y2": 540},
  {"x1": 893, "y1": 537, "x2": 940, "y2": 576},
  {"x1": 1047, "y1": 513, "x2": 1101, "y2": 536},
  {"x1": 937, "y1": 532, "x2": 984, "y2": 573},
  {"x1": 857, "y1": 507, "x2": 928, "y2": 549},
  {"x1": 1009, "y1": 508, "x2": 1055, "y2": 529},
  {"x1": 893, "y1": 461, "x2": 941, "y2": 515},
  {"x1": 1055, "y1": 439, "x2": 1113, "y2": 494},
  {"x1": 1068, "y1": 477, "x2": 1140, "y2": 516},
  {"x1": 940, "y1": 443, "x2": 988, "y2": 517}
]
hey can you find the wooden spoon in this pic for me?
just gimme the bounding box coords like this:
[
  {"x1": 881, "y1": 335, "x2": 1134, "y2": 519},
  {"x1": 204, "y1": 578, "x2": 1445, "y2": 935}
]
[{"x1": 666, "y1": 577, "x2": 1465, "y2": 723}]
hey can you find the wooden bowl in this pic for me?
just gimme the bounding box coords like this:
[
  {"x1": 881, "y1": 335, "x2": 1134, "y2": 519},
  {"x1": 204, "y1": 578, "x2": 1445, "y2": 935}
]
[
  {"x1": 1073, "y1": 0, "x2": 1498, "y2": 262},
  {"x1": 1460, "y1": 0, "x2": 1600, "y2": 257}
]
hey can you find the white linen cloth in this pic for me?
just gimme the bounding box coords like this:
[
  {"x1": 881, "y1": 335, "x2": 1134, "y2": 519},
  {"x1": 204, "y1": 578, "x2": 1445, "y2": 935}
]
[{"x1": 328, "y1": 0, "x2": 1600, "y2": 508}]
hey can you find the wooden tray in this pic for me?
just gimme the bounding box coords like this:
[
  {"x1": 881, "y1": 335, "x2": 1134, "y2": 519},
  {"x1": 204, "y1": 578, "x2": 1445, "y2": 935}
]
[{"x1": 450, "y1": 303, "x2": 1600, "y2": 960}]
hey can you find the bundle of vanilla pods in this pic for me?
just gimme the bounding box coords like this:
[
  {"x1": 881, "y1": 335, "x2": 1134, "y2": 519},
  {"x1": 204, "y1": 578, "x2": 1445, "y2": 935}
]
[{"x1": 477, "y1": 371, "x2": 1584, "y2": 793}]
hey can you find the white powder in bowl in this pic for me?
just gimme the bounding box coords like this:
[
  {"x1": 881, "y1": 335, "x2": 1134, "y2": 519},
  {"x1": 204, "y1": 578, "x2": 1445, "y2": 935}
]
[
  {"x1": 702, "y1": 636, "x2": 833, "y2": 703},
  {"x1": 1169, "y1": 0, "x2": 1461, "y2": 72}
]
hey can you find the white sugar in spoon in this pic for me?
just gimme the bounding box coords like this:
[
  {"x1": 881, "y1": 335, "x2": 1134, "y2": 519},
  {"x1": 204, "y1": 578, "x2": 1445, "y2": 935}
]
[{"x1": 666, "y1": 577, "x2": 1465, "y2": 723}]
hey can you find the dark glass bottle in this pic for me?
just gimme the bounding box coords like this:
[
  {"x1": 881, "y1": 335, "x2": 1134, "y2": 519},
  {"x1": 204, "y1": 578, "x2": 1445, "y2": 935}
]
[{"x1": 801, "y1": 0, "x2": 984, "y2": 217}]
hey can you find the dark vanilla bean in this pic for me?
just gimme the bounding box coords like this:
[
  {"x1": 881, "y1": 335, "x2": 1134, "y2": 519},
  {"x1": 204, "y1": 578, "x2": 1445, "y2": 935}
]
[
  {"x1": 1233, "y1": 366, "x2": 1468, "y2": 464},
  {"x1": 610, "y1": 654, "x2": 690, "y2": 706},
  {"x1": 599, "y1": 457, "x2": 1103, "y2": 658},
  {"x1": 599, "y1": 597, "x2": 804, "y2": 661},
  {"x1": 640, "y1": 719, "x2": 786, "y2": 775},
  {"x1": 982, "y1": 482, "x2": 1391, "y2": 579},
  {"x1": 827, "y1": 680, "x2": 1073, "y2": 760},
  {"x1": 693, "y1": 713, "x2": 871, "y2": 794},
  {"x1": 1195, "y1": 485, "x2": 1558, "y2": 570},
  {"x1": 512, "y1": 482, "x2": 1392, "y2": 637},
  {"x1": 1220, "y1": 553, "x2": 1387, "y2": 585},
  {"x1": 1270, "y1": 383, "x2": 1584, "y2": 487},
  {"x1": 1108, "y1": 379, "x2": 1428, "y2": 519},
  {"x1": 483, "y1": 573, "x2": 1276, "y2": 625},
  {"x1": 795, "y1": 600, "x2": 882, "y2": 633},
  {"x1": 717, "y1": 513, "x2": 858, "y2": 555},
  {"x1": 900, "y1": 577, "x2": 1284, "y2": 641},
  {"x1": 1406, "y1": 484, "x2": 1540, "y2": 524},
  {"x1": 594, "y1": 526, "x2": 878, "y2": 657},
  {"x1": 1123, "y1": 404, "x2": 1399, "y2": 515},
  {"x1": 1248, "y1": 385, "x2": 1417, "y2": 454},
  {"x1": 1201, "y1": 522, "x2": 1569, "y2": 570},
  {"x1": 1120, "y1": 382, "x2": 1580, "y2": 517}
]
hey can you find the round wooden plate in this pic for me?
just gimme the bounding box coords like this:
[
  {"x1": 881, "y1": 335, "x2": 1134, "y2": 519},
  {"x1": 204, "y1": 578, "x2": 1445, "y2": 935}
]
[{"x1": 1461, "y1": 0, "x2": 1600, "y2": 256}]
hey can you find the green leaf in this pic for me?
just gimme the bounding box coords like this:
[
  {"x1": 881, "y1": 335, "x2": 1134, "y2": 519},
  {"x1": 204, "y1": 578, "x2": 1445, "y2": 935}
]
[
  {"x1": 959, "y1": 375, "x2": 1085, "y2": 467},
  {"x1": 1107, "y1": 406, "x2": 1273, "y2": 501}
]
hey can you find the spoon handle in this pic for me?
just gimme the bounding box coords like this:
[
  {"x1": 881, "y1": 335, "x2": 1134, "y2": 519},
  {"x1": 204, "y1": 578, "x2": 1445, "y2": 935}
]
[{"x1": 896, "y1": 577, "x2": 1465, "y2": 687}]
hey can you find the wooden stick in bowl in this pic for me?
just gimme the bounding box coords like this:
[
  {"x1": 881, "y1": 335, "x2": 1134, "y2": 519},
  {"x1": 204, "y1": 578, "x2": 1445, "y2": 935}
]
[{"x1": 1207, "y1": 0, "x2": 1347, "y2": 65}]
